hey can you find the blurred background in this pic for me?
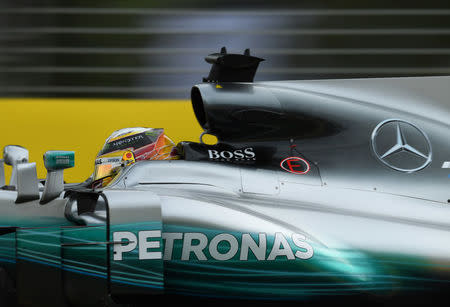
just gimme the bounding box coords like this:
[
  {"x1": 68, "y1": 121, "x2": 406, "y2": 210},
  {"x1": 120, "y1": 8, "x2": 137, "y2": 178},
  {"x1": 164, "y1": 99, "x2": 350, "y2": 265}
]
[{"x1": 1, "y1": 0, "x2": 450, "y2": 181}]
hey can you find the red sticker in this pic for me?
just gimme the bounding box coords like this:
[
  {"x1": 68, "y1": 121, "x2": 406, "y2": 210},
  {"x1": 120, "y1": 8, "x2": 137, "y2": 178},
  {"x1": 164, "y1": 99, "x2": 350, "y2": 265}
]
[{"x1": 280, "y1": 157, "x2": 310, "y2": 175}]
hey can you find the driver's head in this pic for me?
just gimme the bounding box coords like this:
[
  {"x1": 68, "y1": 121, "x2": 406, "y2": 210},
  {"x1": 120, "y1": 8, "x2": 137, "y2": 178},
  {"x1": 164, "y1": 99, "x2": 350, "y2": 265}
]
[{"x1": 92, "y1": 127, "x2": 179, "y2": 188}]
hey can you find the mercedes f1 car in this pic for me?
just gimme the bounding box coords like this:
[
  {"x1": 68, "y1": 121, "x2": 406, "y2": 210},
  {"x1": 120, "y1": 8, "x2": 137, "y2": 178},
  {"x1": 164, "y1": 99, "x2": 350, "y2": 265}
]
[{"x1": 1, "y1": 48, "x2": 450, "y2": 306}]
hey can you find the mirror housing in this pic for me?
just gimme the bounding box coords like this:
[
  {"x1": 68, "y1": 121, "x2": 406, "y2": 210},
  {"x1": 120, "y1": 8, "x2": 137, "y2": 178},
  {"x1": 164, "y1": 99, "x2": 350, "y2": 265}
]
[
  {"x1": 41, "y1": 151, "x2": 75, "y2": 204},
  {"x1": 3, "y1": 145, "x2": 29, "y2": 186},
  {"x1": 43, "y1": 150, "x2": 75, "y2": 171}
]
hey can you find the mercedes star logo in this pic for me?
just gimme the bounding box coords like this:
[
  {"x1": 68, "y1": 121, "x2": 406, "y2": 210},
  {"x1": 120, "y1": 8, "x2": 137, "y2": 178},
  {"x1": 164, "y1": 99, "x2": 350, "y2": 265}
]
[{"x1": 371, "y1": 119, "x2": 432, "y2": 173}]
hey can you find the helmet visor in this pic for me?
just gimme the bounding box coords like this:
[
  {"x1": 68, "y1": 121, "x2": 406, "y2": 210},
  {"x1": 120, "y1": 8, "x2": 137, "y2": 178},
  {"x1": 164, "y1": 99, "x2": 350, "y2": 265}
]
[{"x1": 92, "y1": 152, "x2": 134, "y2": 187}]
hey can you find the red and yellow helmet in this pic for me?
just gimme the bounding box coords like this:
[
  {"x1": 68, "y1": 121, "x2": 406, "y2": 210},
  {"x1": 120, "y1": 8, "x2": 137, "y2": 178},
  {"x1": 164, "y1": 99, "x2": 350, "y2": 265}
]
[{"x1": 92, "y1": 127, "x2": 179, "y2": 188}]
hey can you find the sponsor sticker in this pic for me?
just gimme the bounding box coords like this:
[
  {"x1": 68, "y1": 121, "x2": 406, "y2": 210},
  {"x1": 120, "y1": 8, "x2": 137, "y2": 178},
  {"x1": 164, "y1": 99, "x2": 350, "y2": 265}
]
[
  {"x1": 113, "y1": 231, "x2": 313, "y2": 262},
  {"x1": 208, "y1": 147, "x2": 256, "y2": 161},
  {"x1": 95, "y1": 157, "x2": 121, "y2": 165},
  {"x1": 110, "y1": 134, "x2": 144, "y2": 147},
  {"x1": 280, "y1": 157, "x2": 310, "y2": 175},
  {"x1": 55, "y1": 156, "x2": 70, "y2": 165},
  {"x1": 442, "y1": 162, "x2": 450, "y2": 168}
]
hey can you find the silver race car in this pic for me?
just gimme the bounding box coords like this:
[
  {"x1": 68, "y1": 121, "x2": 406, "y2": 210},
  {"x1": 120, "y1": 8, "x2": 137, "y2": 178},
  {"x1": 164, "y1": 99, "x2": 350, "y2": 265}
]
[{"x1": 0, "y1": 48, "x2": 449, "y2": 306}]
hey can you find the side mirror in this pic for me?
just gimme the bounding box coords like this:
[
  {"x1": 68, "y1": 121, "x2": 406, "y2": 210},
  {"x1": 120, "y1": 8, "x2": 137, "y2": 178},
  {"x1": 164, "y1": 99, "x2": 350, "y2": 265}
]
[
  {"x1": 40, "y1": 150, "x2": 75, "y2": 204},
  {"x1": 40, "y1": 151, "x2": 75, "y2": 204},
  {"x1": 3, "y1": 145, "x2": 29, "y2": 186}
]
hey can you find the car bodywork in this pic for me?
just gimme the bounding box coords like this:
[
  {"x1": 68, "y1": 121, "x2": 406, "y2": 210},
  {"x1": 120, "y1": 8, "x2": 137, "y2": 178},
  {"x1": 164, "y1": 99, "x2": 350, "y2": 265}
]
[{"x1": 1, "y1": 50, "x2": 450, "y2": 306}]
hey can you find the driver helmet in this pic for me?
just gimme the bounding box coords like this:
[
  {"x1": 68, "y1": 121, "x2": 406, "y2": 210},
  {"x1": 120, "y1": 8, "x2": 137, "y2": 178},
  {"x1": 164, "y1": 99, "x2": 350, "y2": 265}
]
[{"x1": 92, "y1": 127, "x2": 179, "y2": 188}]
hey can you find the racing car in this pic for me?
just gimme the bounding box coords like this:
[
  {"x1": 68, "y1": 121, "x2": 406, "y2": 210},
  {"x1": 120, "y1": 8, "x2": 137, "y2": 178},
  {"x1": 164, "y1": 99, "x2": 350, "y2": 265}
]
[{"x1": 1, "y1": 47, "x2": 450, "y2": 306}]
